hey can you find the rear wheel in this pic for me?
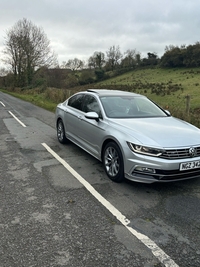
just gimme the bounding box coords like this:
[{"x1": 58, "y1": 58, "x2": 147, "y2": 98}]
[
  {"x1": 103, "y1": 142, "x2": 124, "y2": 182},
  {"x1": 57, "y1": 119, "x2": 68, "y2": 144}
]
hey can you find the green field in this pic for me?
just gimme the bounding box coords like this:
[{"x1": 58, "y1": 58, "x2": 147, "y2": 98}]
[
  {"x1": 98, "y1": 67, "x2": 200, "y2": 112},
  {"x1": 1, "y1": 67, "x2": 200, "y2": 126}
]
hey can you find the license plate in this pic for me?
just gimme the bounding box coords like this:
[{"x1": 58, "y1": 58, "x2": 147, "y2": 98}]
[{"x1": 180, "y1": 160, "x2": 200, "y2": 171}]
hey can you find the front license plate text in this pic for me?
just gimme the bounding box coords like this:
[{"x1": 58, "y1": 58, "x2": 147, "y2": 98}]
[{"x1": 180, "y1": 160, "x2": 200, "y2": 171}]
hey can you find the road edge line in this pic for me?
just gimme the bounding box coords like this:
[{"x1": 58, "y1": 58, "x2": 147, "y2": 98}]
[
  {"x1": 41, "y1": 142, "x2": 179, "y2": 267},
  {"x1": 8, "y1": 111, "x2": 26, "y2": 127}
]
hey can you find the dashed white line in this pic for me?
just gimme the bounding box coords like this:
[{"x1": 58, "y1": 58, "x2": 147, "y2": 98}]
[
  {"x1": 0, "y1": 101, "x2": 5, "y2": 107},
  {"x1": 41, "y1": 142, "x2": 179, "y2": 267},
  {"x1": 8, "y1": 111, "x2": 26, "y2": 127}
]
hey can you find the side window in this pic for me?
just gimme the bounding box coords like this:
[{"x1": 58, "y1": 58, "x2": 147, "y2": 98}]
[
  {"x1": 68, "y1": 94, "x2": 84, "y2": 111},
  {"x1": 82, "y1": 95, "x2": 102, "y2": 118}
]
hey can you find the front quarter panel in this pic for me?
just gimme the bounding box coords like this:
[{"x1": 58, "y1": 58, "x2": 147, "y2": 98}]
[{"x1": 56, "y1": 104, "x2": 66, "y2": 123}]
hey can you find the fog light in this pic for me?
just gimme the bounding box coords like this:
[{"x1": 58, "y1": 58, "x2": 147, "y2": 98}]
[{"x1": 135, "y1": 166, "x2": 156, "y2": 174}]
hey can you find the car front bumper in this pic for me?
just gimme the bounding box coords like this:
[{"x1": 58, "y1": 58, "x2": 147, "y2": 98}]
[{"x1": 124, "y1": 150, "x2": 200, "y2": 183}]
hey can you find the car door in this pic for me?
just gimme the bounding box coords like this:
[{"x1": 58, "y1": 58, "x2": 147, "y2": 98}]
[
  {"x1": 63, "y1": 93, "x2": 85, "y2": 143},
  {"x1": 77, "y1": 94, "x2": 106, "y2": 158}
]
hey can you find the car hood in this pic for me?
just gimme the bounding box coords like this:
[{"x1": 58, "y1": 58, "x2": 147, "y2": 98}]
[{"x1": 110, "y1": 117, "x2": 200, "y2": 148}]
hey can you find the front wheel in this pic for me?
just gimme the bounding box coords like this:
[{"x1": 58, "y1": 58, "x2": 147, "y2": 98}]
[
  {"x1": 57, "y1": 119, "x2": 68, "y2": 144},
  {"x1": 103, "y1": 142, "x2": 124, "y2": 182}
]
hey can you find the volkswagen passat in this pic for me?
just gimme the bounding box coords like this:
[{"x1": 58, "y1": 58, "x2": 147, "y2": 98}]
[{"x1": 55, "y1": 89, "x2": 200, "y2": 183}]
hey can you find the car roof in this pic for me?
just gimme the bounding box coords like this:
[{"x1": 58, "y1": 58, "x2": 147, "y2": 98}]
[{"x1": 87, "y1": 89, "x2": 141, "y2": 97}]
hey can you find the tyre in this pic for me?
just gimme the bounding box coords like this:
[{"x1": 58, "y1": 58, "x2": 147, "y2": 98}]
[
  {"x1": 57, "y1": 119, "x2": 68, "y2": 144},
  {"x1": 103, "y1": 142, "x2": 124, "y2": 182}
]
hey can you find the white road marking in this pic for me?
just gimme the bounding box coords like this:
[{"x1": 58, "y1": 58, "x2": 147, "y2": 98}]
[
  {"x1": 8, "y1": 111, "x2": 26, "y2": 128},
  {"x1": 0, "y1": 101, "x2": 5, "y2": 107},
  {"x1": 42, "y1": 142, "x2": 179, "y2": 267}
]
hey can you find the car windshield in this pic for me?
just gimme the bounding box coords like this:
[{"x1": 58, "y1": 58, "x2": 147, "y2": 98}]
[{"x1": 100, "y1": 96, "x2": 168, "y2": 118}]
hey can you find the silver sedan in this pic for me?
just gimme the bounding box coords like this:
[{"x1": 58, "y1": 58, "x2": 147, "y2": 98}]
[{"x1": 55, "y1": 89, "x2": 200, "y2": 183}]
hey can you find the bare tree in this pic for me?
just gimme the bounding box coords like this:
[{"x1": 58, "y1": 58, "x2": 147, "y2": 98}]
[
  {"x1": 3, "y1": 18, "x2": 57, "y2": 86},
  {"x1": 88, "y1": 56, "x2": 96, "y2": 69},
  {"x1": 60, "y1": 61, "x2": 67, "y2": 69},
  {"x1": 106, "y1": 45, "x2": 122, "y2": 70},
  {"x1": 0, "y1": 67, "x2": 9, "y2": 77},
  {"x1": 121, "y1": 49, "x2": 137, "y2": 68},
  {"x1": 135, "y1": 52, "x2": 141, "y2": 66},
  {"x1": 88, "y1": 51, "x2": 105, "y2": 69},
  {"x1": 65, "y1": 58, "x2": 84, "y2": 71}
]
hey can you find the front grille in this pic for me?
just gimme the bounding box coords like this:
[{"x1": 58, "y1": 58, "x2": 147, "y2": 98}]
[{"x1": 161, "y1": 146, "x2": 200, "y2": 159}]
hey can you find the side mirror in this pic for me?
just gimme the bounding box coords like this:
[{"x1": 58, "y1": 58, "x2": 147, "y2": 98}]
[{"x1": 85, "y1": 112, "x2": 99, "y2": 121}]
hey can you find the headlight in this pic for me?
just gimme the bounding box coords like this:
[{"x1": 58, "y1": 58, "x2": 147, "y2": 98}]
[{"x1": 127, "y1": 143, "x2": 163, "y2": 157}]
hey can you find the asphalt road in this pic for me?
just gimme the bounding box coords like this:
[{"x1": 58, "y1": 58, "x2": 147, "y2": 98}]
[{"x1": 0, "y1": 91, "x2": 200, "y2": 267}]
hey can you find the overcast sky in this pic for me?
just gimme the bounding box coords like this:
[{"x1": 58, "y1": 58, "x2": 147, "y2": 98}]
[{"x1": 0, "y1": 0, "x2": 200, "y2": 67}]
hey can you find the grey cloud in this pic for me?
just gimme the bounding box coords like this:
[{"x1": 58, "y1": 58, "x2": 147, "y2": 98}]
[{"x1": 0, "y1": 0, "x2": 200, "y2": 66}]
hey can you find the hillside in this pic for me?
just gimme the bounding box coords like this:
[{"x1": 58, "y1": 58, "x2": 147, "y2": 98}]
[
  {"x1": 96, "y1": 68, "x2": 200, "y2": 114},
  {"x1": 1, "y1": 67, "x2": 200, "y2": 127}
]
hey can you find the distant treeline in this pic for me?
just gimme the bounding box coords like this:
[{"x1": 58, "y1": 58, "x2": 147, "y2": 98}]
[
  {"x1": 160, "y1": 42, "x2": 200, "y2": 68},
  {"x1": 1, "y1": 16, "x2": 200, "y2": 89}
]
